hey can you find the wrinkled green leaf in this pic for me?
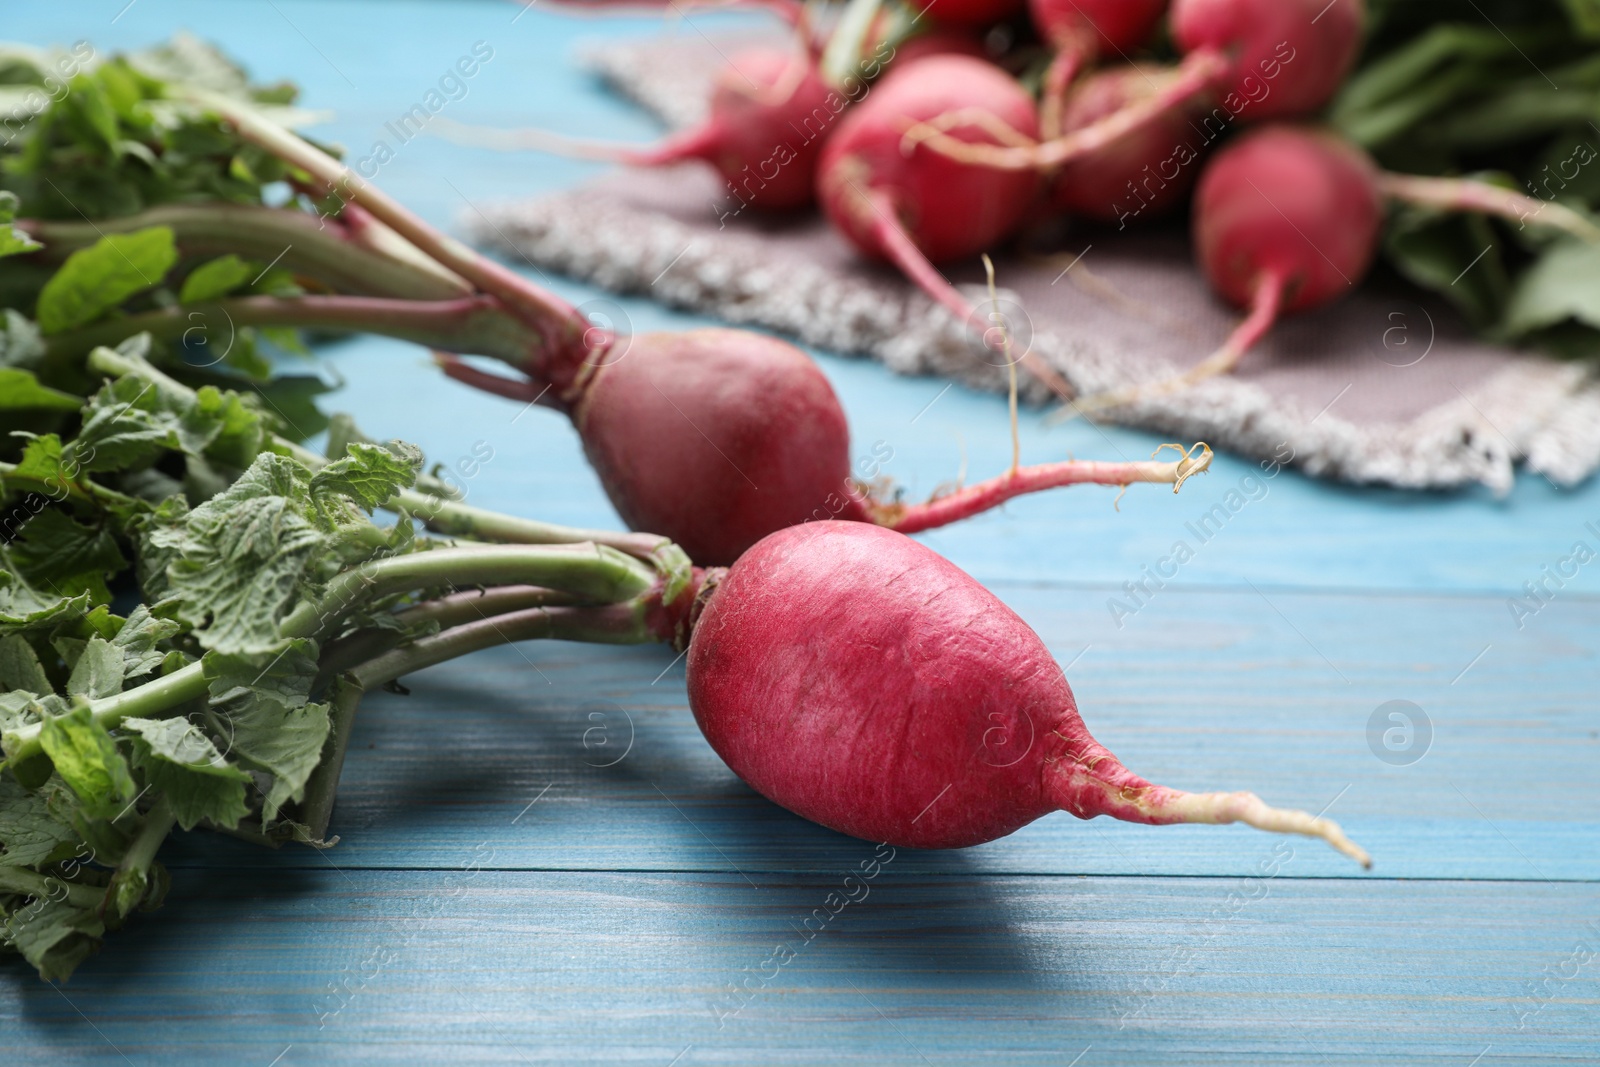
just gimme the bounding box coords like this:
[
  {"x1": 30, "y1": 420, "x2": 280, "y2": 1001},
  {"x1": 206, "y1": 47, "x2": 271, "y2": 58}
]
[
  {"x1": 10, "y1": 509, "x2": 127, "y2": 606},
  {"x1": 0, "y1": 190, "x2": 42, "y2": 260},
  {"x1": 310, "y1": 440, "x2": 420, "y2": 520},
  {"x1": 0, "y1": 556, "x2": 90, "y2": 637},
  {"x1": 35, "y1": 227, "x2": 178, "y2": 335},
  {"x1": 123, "y1": 717, "x2": 250, "y2": 831},
  {"x1": 0, "y1": 311, "x2": 46, "y2": 372},
  {"x1": 65, "y1": 638, "x2": 122, "y2": 701},
  {"x1": 0, "y1": 773, "x2": 79, "y2": 868},
  {"x1": 155, "y1": 453, "x2": 324, "y2": 654},
  {"x1": 203, "y1": 640, "x2": 329, "y2": 822},
  {"x1": 0, "y1": 635, "x2": 50, "y2": 696},
  {"x1": 37, "y1": 702, "x2": 136, "y2": 819},
  {"x1": 3, "y1": 897, "x2": 105, "y2": 981},
  {"x1": 108, "y1": 605, "x2": 181, "y2": 681},
  {"x1": 69, "y1": 362, "x2": 266, "y2": 474}
]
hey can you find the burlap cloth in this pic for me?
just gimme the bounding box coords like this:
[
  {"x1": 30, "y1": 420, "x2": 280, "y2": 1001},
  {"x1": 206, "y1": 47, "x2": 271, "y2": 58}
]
[{"x1": 463, "y1": 31, "x2": 1600, "y2": 491}]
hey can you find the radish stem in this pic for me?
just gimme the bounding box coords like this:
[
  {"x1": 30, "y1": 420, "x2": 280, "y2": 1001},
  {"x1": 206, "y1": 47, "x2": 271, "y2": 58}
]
[
  {"x1": 1377, "y1": 171, "x2": 1600, "y2": 243},
  {"x1": 862, "y1": 186, "x2": 1078, "y2": 403},
  {"x1": 430, "y1": 115, "x2": 724, "y2": 167},
  {"x1": 901, "y1": 49, "x2": 1228, "y2": 171},
  {"x1": 1068, "y1": 270, "x2": 1287, "y2": 417},
  {"x1": 22, "y1": 203, "x2": 471, "y2": 301},
  {"x1": 176, "y1": 88, "x2": 592, "y2": 370},
  {"x1": 873, "y1": 442, "x2": 1212, "y2": 532}
]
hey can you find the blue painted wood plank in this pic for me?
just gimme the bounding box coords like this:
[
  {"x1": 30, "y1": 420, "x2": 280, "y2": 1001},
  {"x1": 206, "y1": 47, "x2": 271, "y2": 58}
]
[
  {"x1": 152, "y1": 580, "x2": 1600, "y2": 881},
  {"x1": 4, "y1": 869, "x2": 1596, "y2": 1065}
]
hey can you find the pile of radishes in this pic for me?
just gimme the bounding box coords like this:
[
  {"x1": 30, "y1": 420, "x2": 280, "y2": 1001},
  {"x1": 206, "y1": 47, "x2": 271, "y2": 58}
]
[{"x1": 448, "y1": 0, "x2": 1598, "y2": 411}]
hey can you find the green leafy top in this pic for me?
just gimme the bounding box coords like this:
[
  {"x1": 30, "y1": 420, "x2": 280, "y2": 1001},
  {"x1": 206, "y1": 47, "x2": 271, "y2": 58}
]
[{"x1": 1334, "y1": 2, "x2": 1600, "y2": 351}]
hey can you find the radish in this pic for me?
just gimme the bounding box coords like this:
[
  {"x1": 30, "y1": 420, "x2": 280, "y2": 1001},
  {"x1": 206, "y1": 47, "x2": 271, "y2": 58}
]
[
  {"x1": 687, "y1": 521, "x2": 1372, "y2": 864},
  {"x1": 434, "y1": 335, "x2": 1210, "y2": 565},
  {"x1": 1073, "y1": 124, "x2": 1600, "y2": 411},
  {"x1": 1029, "y1": 0, "x2": 1168, "y2": 138},
  {"x1": 816, "y1": 54, "x2": 1077, "y2": 400},
  {"x1": 1047, "y1": 62, "x2": 1204, "y2": 225},
  {"x1": 433, "y1": 45, "x2": 833, "y2": 212},
  {"x1": 902, "y1": 0, "x2": 1365, "y2": 175}
]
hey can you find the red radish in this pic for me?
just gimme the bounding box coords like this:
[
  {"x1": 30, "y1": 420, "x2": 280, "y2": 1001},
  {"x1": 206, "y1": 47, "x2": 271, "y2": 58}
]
[
  {"x1": 1074, "y1": 124, "x2": 1600, "y2": 412},
  {"x1": 434, "y1": 46, "x2": 833, "y2": 212},
  {"x1": 435, "y1": 334, "x2": 1210, "y2": 565},
  {"x1": 1048, "y1": 63, "x2": 1204, "y2": 224},
  {"x1": 816, "y1": 54, "x2": 1076, "y2": 400},
  {"x1": 1030, "y1": 0, "x2": 1168, "y2": 138},
  {"x1": 902, "y1": 0, "x2": 1364, "y2": 175},
  {"x1": 1073, "y1": 125, "x2": 1379, "y2": 411},
  {"x1": 1171, "y1": 0, "x2": 1364, "y2": 122},
  {"x1": 687, "y1": 521, "x2": 1372, "y2": 864}
]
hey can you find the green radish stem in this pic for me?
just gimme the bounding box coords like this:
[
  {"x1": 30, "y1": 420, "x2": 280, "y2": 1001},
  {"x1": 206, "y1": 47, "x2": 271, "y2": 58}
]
[
  {"x1": 108, "y1": 796, "x2": 177, "y2": 917},
  {"x1": 175, "y1": 87, "x2": 592, "y2": 372},
  {"x1": 0, "y1": 867, "x2": 108, "y2": 911},
  {"x1": 1376, "y1": 171, "x2": 1600, "y2": 244},
  {"x1": 1, "y1": 544, "x2": 664, "y2": 766},
  {"x1": 46, "y1": 294, "x2": 534, "y2": 370},
  {"x1": 21, "y1": 202, "x2": 472, "y2": 301},
  {"x1": 295, "y1": 592, "x2": 689, "y2": 836}
]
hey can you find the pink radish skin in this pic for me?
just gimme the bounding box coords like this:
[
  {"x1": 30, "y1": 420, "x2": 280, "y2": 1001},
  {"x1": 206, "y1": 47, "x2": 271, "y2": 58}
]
[
  {"x1": 820, "y1": 55, "x2": 1041, "y2": 264},
  {"x1": 1049, "y1": 63, "x2": 1204, "y2": 223},
  {"x1": 438, "y1": 332, "x2": 1210, "y2": 566},
  {"x1": 1195, "y1": 125, "x2": 1382, "y2": 314},
  {"x1": 436, "y1": 47, "x2": 833, "y2": 212},
  {"x1": 1030, "y1": 0, "x2": 1168, "y2": 55},
  {"x1": 1030, "y1": 0, "x2": 1168, "y2": 138},
  {"x1": 816, "y1": 55, "x2": 1078, "y2": 400},
  {"x1": 687, "y1": 522, "x2": 1372, "y2": 864},
  {"x1": 1172, "y1": 0, "x2": 1365, "y2": 123}
]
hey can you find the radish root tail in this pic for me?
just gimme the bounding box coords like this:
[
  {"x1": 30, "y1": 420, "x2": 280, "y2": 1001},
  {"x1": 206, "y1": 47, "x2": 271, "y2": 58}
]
[{"x1": 1066, "y1": 271, "x2": 1287, "y2": 419}]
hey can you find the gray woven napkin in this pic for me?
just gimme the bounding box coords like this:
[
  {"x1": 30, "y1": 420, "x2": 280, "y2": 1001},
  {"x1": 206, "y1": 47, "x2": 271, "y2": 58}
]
[{"x1": 463, "y1": 31, "x2": 1600, "y2": 492}]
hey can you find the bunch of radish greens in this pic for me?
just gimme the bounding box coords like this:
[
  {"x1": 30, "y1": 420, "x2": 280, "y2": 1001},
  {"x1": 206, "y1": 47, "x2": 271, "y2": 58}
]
[{"x1": 461, "y1": 0, "x2": 1600, "y2": 412}]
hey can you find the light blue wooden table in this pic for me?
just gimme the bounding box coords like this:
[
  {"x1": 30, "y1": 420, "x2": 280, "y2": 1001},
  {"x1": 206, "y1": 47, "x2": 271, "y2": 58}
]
[{"x1": 6, "y1": 3, "x2": 1599, "y2": 1063}]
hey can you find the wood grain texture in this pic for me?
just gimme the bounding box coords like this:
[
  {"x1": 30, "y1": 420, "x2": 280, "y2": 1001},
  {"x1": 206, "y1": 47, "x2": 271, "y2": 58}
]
[
  {"x1": 5, "y1": 2, "x2": 1599, "y2": 1065},
  {"x1": 4, "y1": 870, "x2": 1597, "y2": 1066}
]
